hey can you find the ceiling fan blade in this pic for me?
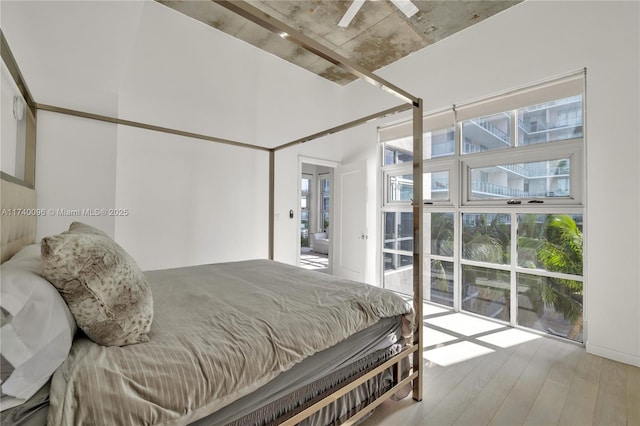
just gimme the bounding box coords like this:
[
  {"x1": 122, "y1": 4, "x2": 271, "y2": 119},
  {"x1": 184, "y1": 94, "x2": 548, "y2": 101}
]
[
  {"x1": 389, "y1": 0, "x2": 419, "y2": 18},
  {"x1": 338, "y1": 0, "x2": 366, "y2": 28}
]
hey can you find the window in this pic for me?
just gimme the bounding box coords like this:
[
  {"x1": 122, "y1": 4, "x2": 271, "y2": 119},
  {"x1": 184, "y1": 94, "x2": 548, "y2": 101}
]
[
  {"x1": 301, "y1": 175, "x2": 311, "y2": 247},
  {"x1": 382, "y1": 210, "x2": 414, "y2": 294},
  {"x1": 468, "y1": 158, "x2": 573, "y2": 200},
  {"x1": 461, "y1": 112, "x2": 511, "y2": 153},
  {"x1": 517, "y1": 96, "x2": 583, "y2": 146},
  {"x1": 320, "y1": 174, "x2": 330, "y2": 231},
  {"x1": 379, "y1": 72, "x2": 585, "y2": 342},
  {"x1": 462, "y1": 137, "x2": 582, "y2": 205},
  {"x1": 384, "y1": 167, "x2": 453, "y2": 205},
  {"x1": 516, "y1": 213, "x2": 583, "y2": 340},
  {"x1": 426, "y1": 212, "x2": 455, "y2": 307}
]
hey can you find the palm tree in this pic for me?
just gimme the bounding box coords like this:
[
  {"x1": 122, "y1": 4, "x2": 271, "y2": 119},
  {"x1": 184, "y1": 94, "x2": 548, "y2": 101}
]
[
  {"x1": 536, "y1": 214, "x2": 583, "y2": 339},
  {"x1": 430, "y1": 212, "x2": 454, "y2": 256},
  {"x1": 461, "y1": 214, "x2": 511, "y2": 321},
  {"x1": 462, "y1": 213, "x2": 510, "y2": 263}
]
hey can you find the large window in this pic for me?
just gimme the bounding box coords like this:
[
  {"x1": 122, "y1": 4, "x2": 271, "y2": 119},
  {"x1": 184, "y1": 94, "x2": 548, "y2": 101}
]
[{"x1": 380, "y1": 72, "x2": 584, "y2": 342}]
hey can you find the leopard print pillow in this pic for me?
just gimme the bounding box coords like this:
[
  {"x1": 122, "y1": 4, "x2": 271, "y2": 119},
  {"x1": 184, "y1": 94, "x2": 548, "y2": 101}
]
[{"x1": 41, "y1": 227, "x2": 153, "y2": 346}]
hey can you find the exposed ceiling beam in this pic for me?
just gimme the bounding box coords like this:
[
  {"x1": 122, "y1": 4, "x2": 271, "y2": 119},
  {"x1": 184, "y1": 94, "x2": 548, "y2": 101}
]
[{"x1": 214, "y1": 0, "x2": 419, "y2": 106}]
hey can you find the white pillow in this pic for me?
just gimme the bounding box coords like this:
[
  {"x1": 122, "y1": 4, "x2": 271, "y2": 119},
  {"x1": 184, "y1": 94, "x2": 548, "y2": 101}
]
[{"x1": 0, "y1": 244, "x2": 76, "y2": 411}]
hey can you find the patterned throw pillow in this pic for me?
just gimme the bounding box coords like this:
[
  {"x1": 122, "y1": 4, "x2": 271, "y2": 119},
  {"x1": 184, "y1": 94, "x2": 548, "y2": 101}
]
[
  {"x1": 67, "y1": 221, "x2": 110, "y2": 238},
  {"x1": 41, "y1": 226, "x2": 153, "y2": 347}
]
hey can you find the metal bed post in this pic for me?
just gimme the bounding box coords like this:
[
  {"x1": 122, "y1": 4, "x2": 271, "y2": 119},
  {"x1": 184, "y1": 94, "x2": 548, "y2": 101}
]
[
  {"x1": 268, "y1": 149, "x2": 275, "y2": 260},
  {"x1": 412, "y1": 99, "x2": 424, "y2": 401}
]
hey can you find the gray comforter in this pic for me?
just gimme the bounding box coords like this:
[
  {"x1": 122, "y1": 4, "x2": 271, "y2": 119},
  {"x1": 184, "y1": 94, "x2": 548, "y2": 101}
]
[{"x1": 48, "y1": 260, "x2": 413, "y2": 426}]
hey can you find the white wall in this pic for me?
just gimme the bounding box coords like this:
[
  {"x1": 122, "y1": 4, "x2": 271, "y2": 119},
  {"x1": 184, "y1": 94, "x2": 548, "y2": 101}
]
[
  {"x1": 0, "y1": 0, "x2": 144, "y2": 116},
  {"x1": 114, "y1": 126, "x2": 269, "y2": 271},
  {"x1": 334, "y1": 0, "x2": 640, "y2": 366},
  {"x1": 34, "y1": 109, "x2": 270, "y2": 271},
  {"x1": 117, "y1": 0, "x2": 345, "y2": 148},
  {"x1": 3, "y1": 0, "x2": 347, "y2": 272},
  {"x1": 112, "y1": 1, "x2": 345, "y2": 270},
  {"x1": 35, "y1": 111, "x2": 118, "y2": 238}
]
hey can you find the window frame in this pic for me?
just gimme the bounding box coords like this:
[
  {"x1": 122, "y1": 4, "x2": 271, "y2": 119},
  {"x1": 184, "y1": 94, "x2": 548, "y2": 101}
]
[
  {"x1": 379, "y1": 71, "x2": 586, "y2": 341},
  {"x1": 318, "y1": 173, "x2": 330, "y2": 231},
  {"x1": 461, "y1": 138, "x2": 583, "y2": 206},
  {"x1": 382, "y1": 157, "x2": 457, "y2": 207}
]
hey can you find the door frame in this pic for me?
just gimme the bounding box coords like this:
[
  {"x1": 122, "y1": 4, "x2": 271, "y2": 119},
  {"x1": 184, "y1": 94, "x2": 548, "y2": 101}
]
[{"x1": 297, "y1": 156, "x2": 340, "y2": 272}]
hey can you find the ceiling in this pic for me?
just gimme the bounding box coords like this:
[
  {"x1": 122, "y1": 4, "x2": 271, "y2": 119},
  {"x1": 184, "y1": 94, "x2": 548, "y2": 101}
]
[{"x1": 157, "y1": 0, "x2": 522, "y2": 85}]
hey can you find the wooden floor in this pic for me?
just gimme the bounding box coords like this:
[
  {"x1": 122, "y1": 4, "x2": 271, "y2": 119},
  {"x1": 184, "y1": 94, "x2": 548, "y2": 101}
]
[{"x1": 361, "y1": 309, "x2": 640, "y2": 426}]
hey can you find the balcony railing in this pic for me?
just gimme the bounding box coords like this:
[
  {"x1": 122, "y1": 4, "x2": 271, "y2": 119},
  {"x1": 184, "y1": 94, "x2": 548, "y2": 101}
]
[
  {"x1": 471, "y1": 181, "x2": 570, "y2": 198},
  {"x1": 518, "y1": 117, "x2": 583, "y2": 134},
  {"x1": 471, "y1": 118, "x2": 510, "y2": 143},
  {"x1": 471, "y1": 181, "x2": 528, "y2": 198},
  {"x1": 430, "y1": 141, "x2": 454, "y2": 157},
  {"x1": 463, "y1": 141, "x2": 488, "y2": 154},
  {"x1": 431, "y1": 177, "x2": 449, "y2": 190},
  {"x1": 498, "y1": 163, "x2": 529, "y2": 176},
  {"x1": 497, "y1": 163, "x2": 570, "y2": 178}
]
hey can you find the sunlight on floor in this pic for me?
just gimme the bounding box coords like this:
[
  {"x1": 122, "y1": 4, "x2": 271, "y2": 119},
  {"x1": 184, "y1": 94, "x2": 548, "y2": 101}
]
[
  {"x1": 423, "y1": 303, "x2": 450, "y2": 316},
  {"x1": 423, "y1": 326, "x2": 457, "y2": 346},
  {"x1": 425, "y1": 312, "x2": 504, "y2": 336},
  {"x1": 477, "y1": 328, "x2": 541, "y2": 348},
  {"x1": 418, "y1": 301, "x2": 543, "y2": 367},
  {"x1": 299, "y1": 252, "x2": 328, "y2": 270},
  {"x1": 424, "y1": 341, "x2": 495, "y2": 367}
]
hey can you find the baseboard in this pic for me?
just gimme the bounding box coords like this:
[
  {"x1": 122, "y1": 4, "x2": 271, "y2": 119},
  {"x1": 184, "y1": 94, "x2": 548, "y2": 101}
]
[{"x1": 586, "y1": 343, "x2": 640, "y2": 367}]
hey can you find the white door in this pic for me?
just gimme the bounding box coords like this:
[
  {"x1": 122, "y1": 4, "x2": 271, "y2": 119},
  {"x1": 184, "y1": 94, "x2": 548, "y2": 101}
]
[{"x1": 332, "y1": 160, "x2": 367, "y2": 281}]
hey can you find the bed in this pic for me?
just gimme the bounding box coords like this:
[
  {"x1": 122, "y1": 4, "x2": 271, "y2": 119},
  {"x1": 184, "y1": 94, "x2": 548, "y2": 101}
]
[
  {"x1": 0, "y1": 175, "x2": 420, "y2": 425},
  {"x1": 1, "y1": 2, "x2": 426, "y2": 422}
]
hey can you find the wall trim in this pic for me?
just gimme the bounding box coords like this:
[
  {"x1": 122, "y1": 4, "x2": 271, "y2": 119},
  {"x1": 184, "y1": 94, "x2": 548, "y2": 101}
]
[{"x1": 587, "y1": 342, "x2": 640, "y2": 367}]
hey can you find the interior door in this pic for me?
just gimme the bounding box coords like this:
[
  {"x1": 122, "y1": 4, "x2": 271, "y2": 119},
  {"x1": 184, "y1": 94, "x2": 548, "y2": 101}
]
[{"x1": 332, "y1": 160, "x2": 367, "y2": 281}]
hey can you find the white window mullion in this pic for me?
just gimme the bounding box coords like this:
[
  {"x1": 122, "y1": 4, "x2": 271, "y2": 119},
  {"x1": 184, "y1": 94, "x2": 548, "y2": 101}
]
[
  {"x1": 510, "y1": 211, "x2": 518, "y2": 327},
  {"x1": 510, "y1": 109, "x2": 517, "y2": 148}
]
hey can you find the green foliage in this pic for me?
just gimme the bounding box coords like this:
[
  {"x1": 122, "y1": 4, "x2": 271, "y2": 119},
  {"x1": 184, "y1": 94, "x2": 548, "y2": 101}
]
[
  {"x1": 463, "y1": 214, "x2": 510, "y2": 263},
  {"x1": 535, "y1": 214, "x2": 583, "y2": 323},
  {"x1": 538, "y1": 215, "x2": 583, "y2": 276},
  {"x1": 431, "y1": 213, "x2": 454, "y2": 256}
]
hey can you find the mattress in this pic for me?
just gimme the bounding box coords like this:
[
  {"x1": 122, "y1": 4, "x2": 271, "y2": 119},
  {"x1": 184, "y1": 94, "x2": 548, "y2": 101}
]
[
  {"x1": 3, "y1": 317, "x2": 405, "y2": 426},
  {"x1": 195, "y1": 315, "x2": 405, "y2": 425},
  {"x1": 45, "y1": 260, "x2": 413, "y2": 425}
]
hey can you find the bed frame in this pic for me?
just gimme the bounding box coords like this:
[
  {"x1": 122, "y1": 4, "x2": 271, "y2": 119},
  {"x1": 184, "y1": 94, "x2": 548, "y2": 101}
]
[
  {"x1": 1, "y1": 0, "x2": 425, "y2": 423},
  {"x1": 0, "y1": 172, "x2": 37, "y2": 263},
  {"x1": 0, "y1": 173, "x2": 420, "y2": 424}
]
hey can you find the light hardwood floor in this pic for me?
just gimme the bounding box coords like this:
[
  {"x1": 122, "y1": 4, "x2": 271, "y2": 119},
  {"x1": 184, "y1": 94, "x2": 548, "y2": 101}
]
[{"x1": 361, "y1": 309, "x2": 640, "y2": 426}]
